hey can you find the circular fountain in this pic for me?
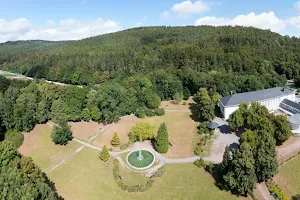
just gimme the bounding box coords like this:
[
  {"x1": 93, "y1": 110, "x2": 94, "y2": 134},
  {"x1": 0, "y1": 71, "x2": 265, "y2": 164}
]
[{"x1": 126, "y1": 150, "x2": 155, "y2": 170}]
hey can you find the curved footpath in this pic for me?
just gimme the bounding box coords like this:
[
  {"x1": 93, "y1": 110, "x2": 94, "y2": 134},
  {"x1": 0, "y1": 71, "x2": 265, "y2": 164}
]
[{"x1": 73, "y1": 138, "x2": 206, "y2": 176}]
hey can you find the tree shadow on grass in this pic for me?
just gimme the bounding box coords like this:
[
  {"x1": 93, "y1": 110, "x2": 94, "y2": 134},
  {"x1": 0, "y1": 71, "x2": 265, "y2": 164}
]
[
  {"x1": 189, "y1": 103, "x2": 201, "y2": 122},
  {"x1": 205, "y1": 163, "x2": 228, "y2": 191}
]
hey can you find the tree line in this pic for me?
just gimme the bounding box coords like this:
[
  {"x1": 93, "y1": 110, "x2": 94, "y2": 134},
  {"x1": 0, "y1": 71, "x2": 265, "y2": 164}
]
[
  {"x1": 0, "y1": 76, "x2": 162, "y2": 141},
  {"x1": 1, "y1": 26, "x2": 298, "y2": 97}
]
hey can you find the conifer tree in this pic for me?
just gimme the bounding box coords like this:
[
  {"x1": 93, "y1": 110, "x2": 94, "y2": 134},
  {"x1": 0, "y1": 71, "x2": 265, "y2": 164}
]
[
  {"x1": 111, "y1": 132, "x2": 120, "y2": 147},
  {"x1": 155, "y1": 123, "x2": 169, "y2": 153},
  {"x1": 221, "y1": 145, "x2": 231, "y2": 173},
  {"x1": 99, "y1": 145, "x2": 110, "y2": 162}
]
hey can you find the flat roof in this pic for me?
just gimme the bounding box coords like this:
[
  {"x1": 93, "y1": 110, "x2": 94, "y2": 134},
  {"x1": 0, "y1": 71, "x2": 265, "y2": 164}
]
[
  {"x1": 219, "y1": 87, "x2": 294, "y2": 107},
  {"x1": 289, "y1": 114, "x2": 300, "y2": 125}
]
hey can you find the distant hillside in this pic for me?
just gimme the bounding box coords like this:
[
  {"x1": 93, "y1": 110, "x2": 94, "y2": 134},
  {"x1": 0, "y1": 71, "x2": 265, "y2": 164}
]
[{"x1": 0, "y1": 26, "x2": 299, "y2": 95}]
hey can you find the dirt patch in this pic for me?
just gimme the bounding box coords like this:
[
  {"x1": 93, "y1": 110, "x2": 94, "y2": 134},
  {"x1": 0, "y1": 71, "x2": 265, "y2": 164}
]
[
  {"x1": 18, "y1": 124, "x2": 50, "y2": 156},
  {"x1": 68, "y1": 121, "x2": 104, "y2": 142},
  {"x1": 141, "y1": 112, "x2": 199, "y2": 158},
  {"x1": 277, "y1": 136, "x2": 300, "y2": 162},
  {"x1": 92, "y1": 116, "x2": 140, "y2": 148}
]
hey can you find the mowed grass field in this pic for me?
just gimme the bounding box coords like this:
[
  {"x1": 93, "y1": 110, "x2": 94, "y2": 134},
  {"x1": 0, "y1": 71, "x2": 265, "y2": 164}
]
[
  {"x1": 19, "y1": 124, "x2": 81, "y2": 172},
  {"x1": 274, "y1": 155, "x2": 300, "y2": 198},
  {"x1": 48, "y1": 147, "x2": 240, "y2": 200},
  {"x1": 92, "y1": 112, "x2": 199, "y2": 158}
]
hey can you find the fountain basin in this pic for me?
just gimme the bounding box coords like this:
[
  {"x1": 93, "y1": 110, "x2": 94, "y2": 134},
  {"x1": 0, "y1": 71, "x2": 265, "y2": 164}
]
[{"x1": 126, "y1": 150, "x2": 155, "y2": 170}]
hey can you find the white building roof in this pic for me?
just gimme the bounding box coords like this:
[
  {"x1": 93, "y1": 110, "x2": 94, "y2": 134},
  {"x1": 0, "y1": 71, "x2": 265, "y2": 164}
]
[
  {"x1": 289, "y1": 114, "x2": 300, "y2": 125},
  {"x1": 219, "y1": 87, "x2": 294, "y2": 107}
]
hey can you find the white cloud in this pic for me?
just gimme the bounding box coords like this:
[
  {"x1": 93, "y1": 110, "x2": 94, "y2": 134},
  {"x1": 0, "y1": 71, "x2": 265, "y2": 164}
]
[
  {"x1": 195, "y1": 12, "x2": 286, "y2": 33},
  {"x1": 161, "y1": 1, "x2": 211, "y2": 19},
  {"x1": 47, "y1": 20, "x2": 55, "y2": 25},
  {"x1": 135, "y1": 22, "x2": 142, "y2": 27},
  {"x1": 0, "y1": 18, "x2": 121, "y2": 43},
  {"x1": 161, "y1": 10, "x2": 172, "y2": 19},
  {"x1": 171, "y1": 0, "x2": 210, "y2": 15},
  {"x1": 294, "y1": 1, "x2": 300, "y2": 14}
]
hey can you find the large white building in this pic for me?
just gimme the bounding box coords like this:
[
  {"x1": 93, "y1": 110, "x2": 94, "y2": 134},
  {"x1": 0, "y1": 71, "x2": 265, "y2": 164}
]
[{"x1": 218, "y1": 87, "x2": 295, "y2": 120}]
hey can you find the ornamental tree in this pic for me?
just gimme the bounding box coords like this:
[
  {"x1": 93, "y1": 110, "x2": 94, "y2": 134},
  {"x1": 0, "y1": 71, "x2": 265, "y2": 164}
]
[
  {"x1": 155, "y1": 123, "x2": 169, "y2": 153},
  {"x1": 99, "y1": 145, "x2": 110, "y2": 162},
  {"x1": 111, "y1": 132, "x2": 120, "y2": 147},
  {"x1": 129, "y1": 122, "x2": 155, "y2": 142}
]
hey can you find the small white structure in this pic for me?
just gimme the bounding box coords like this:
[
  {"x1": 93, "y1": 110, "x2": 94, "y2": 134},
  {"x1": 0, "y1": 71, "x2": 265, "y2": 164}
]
[
  {"x1": 288, "y1": 114, "x2": 300, "y2": 136},
  {"x1": 219, "y1": 87, "x2": 295, "y2": 120}
]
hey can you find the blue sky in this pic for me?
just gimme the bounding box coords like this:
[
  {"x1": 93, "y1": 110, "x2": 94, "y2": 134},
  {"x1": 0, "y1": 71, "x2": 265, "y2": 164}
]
[{"x1": 1, "y1": 0, "x2": 300, "y2": 42}]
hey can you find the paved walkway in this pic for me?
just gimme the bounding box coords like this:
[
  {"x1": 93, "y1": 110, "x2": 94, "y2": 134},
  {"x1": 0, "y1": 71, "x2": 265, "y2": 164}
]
[
  {"x1": 254, "y1": 182, "x2": 275, "y2": 200},
  {"x1": 72, "y1": 139, "x2": 202, "y2": 176}
]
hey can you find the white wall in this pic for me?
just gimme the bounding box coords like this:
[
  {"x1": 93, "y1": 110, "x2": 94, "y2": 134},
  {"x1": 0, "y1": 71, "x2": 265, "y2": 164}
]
[{"x1": 221, "y1": 93, "x2": 296, "y2": 120}]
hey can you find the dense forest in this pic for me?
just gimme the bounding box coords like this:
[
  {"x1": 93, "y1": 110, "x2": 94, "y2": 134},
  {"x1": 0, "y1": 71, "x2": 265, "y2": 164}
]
[
  {"x1": 0, "y1": 76, "x2": 161, "y2": 138},
  {"x1": 1, "y1": 26, "x2": 300, "y2": 97}
]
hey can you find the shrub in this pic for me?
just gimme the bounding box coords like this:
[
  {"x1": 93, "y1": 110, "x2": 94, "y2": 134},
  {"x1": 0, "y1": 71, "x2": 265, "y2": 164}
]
[
  {"x1": 154, "y1": 108, "x2": 165, "y2": 116},
  {"x1": 4, "y1": 130, "x2": 24, "y2": 148},
  {"x1": 151, "y1": 167, "x2": 166, "y2": 178},
  {"x1": 145, "y1": 109, "x2": 155, "y2": 117},
  {"x1": 197, "y1": 122, "x2": 209, "y2": 135},
  {"x1": 135, "y1": 108, "x2": 146, "y2": 118},
  {"x1": 111, "y1": 132, "x2": 120, "y2": 147},
  {"x1": 99, "y1": 145, "x2": 110, "y2": 162},
  {"x1": 112, "y1": 159, "x2": 164, "y2": 193},
  {"x1": 194, "y1": 159, "x2": 207, "y2": 168},
  {"x1": 267, "y1": 181, "x2": 288, "y2": 200},
  {"x1": 194, "y1": 145, "x2": 202, "y2": 155}
]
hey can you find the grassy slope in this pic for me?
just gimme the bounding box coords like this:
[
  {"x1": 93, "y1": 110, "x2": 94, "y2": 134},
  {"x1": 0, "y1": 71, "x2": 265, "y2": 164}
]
[
  {"x1": 48, "y1": 147, "x2": 239, "y2": 200},
  {"x1": 275, "y1": 155, "x2": 300, "y2": 197}
]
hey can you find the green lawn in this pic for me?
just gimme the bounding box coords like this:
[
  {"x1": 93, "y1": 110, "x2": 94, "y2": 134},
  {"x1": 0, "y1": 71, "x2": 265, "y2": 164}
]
[
  {"x1": 21, "y1": 126, "x2": 81, "y2": 172},
  {"x1": 48, "y1": 147, "x2": 239, "y2": 200},
  {"x1": 275, "y1": 155, "x2": 300, "y2": 197}
]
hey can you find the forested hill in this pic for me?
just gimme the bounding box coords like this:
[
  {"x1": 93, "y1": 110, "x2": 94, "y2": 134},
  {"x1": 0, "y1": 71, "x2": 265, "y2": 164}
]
[{"x1": 1, "y1": 26, "x2": 300, "y2": 96}]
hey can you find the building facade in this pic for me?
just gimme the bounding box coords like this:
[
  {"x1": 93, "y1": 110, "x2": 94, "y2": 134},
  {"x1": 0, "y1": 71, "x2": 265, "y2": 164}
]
[{"x1": 219, "y1": 87, "x2": 295, "y2": 120}]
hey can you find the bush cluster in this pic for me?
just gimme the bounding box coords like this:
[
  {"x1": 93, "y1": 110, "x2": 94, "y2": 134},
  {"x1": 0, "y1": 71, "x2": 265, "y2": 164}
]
[
  {"x1": 112, "y1": 159, "x2": 165, "y2": 193},
  {"x1": 194, "y1": 135, "x2": 211, "y2": 156},
  {"x1": 135, "y1": 108, "x2": 165, "y2": 118},
  {"x1": 266, "y1": 180, "x2": 288, "y2": 200}
]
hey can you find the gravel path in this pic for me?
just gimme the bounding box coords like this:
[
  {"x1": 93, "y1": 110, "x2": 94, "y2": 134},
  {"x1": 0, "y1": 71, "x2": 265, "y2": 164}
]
[{"x1": 277, "y1": 136, "x2": 300, "y2": 162}]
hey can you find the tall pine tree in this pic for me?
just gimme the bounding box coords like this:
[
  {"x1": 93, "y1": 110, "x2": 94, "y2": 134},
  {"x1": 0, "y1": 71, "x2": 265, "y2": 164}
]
[{"x1": 155, "y1": 123, "x2": 169, "y2": 153}]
